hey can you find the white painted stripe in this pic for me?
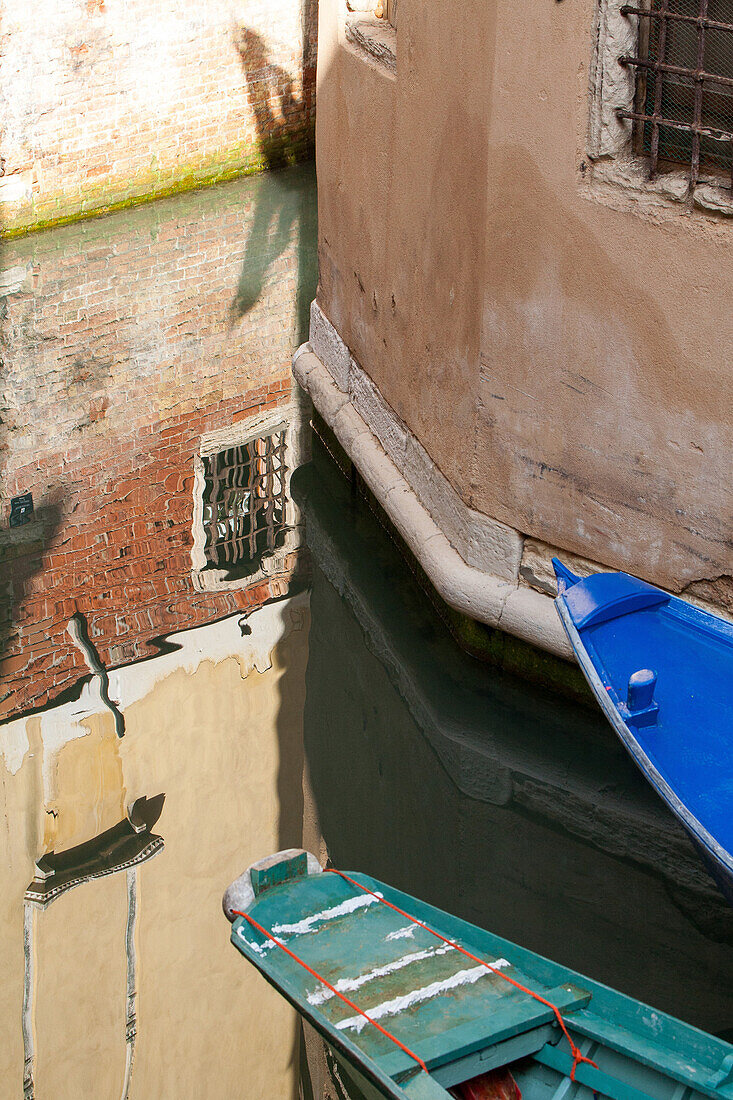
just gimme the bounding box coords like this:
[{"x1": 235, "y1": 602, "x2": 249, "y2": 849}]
[
  {"x1": 335, "y1": 959, "x2": 512, "y2": 1034},
  {"x1": 271, "y1": 892, "x2": 382, "y2": 936},
  {"x1": 237, "y1": 926, "x2": 277, "y2": 955},
  {"x1": 386, "y1": 923, "x2": 418, "y2": 941},
  {"x1": 307, "y1": 944, "x2": 456, "y2": 1006}
]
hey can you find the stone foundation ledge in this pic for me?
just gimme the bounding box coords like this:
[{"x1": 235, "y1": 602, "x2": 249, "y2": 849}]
[
  {"x1": 293, "y1": 303, "x2": 572, "y2": 660},
  {"x1": 295, "y1": 302, "x2": 730, "y2": 660}
]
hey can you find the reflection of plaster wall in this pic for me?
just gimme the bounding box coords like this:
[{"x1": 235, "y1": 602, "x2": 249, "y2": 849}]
[
  {"x1": 0, "y1": 593, "x2": 309, "y2": 1097},
  {"x1": 300, "y1": 489, "x2": 733, "y2": 1036}
]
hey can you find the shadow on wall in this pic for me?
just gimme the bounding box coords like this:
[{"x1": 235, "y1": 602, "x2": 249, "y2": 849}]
[
  {"x1": 229, "y1": 161, "x2": 317, "y2": 332},
  {"x1": 0, "y1": 491, "x2": 63, "y2": 710},
  {"x1": 229, "y1": 20, "x2": 318, "y2": 330},
  {"x1": 234, "y1": 26, "x2": 313, "y2": 171}
]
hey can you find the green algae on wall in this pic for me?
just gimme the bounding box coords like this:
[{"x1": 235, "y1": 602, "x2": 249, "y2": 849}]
[{"x1": 2, "y1": 125, "x2": 315, "y2": 239}]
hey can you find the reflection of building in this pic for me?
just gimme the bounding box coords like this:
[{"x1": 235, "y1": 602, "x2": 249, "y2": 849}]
[
  {"x1": 297, "y1": 442, "x2": 733, "y2": 1040},
  {"x1": 2, "y1": 597, "x2": 309, "y2": 1099},
  {"x1": 0, "y1": 169, "x2": 315, "y2": 1099},
  {"x1": 0, "y1": 168, "x2": 315, "y2": 722},
  {"x1": 22, "y1": 797, "x2": 164, "y2": 1100}
]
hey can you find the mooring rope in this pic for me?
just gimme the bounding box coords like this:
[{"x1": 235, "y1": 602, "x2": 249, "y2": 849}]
[
  {"x1": 232, "y1": 909, "x2": 429, "y2": 1076},
  {"x1": 325, "y1": 868, "x2": 598, "y2": 1082}
]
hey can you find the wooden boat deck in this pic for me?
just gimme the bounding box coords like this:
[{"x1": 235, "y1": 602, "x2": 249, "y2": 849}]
[{"x1": 227, "y1": 852, "x2": 733, "y2": 1100}]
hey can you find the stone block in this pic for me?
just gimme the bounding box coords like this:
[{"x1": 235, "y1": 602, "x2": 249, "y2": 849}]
[
  {"x1": 349, "y1": 356, "x2": 408, "y2": 467},
  {"x1": 309, "y1": 301, "x2": 351, "y2": 391}
]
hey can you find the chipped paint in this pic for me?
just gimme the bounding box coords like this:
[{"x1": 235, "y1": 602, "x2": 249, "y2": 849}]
[
  {"x1": 0, "y1": 595, "x2": 308, "y2": 790},
  {"x1": 386, "y1": 923, "x2": 419, "y2": 941},
  {"x1": 307, "y1": 944, "x2": 456, "y2": 1006},
  {"x1": 335, "y1": 960, "x2": 512, "y2": 1033},
  {"x1": 271, "y1": 892, "x2": 382, "y2": 937}
]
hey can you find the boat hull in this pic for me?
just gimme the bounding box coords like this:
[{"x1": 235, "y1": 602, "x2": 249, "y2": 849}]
[
  {"x1": 553, "y1": 561, "x2": 733, "y2": 905},
  {"x1": 225, "y1": 850, "x2": 733, "y2": 1100}
]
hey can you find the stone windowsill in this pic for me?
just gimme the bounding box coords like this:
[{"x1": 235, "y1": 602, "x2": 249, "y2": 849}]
[
  {"x1": 344, "y1": 14, "x2": 396, "y2": 76},
  {"x1": 587, "y1": 152, "x2": 733, "y2": 219}
]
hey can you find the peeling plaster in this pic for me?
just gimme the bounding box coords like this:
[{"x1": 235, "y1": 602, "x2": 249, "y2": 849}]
[{"x1": 0, "y1": 593, "x2": 309, "y2": 784}]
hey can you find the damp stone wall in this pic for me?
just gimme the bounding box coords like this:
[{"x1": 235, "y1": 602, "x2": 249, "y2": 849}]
[{"x1": 0, "y1": 0, "x2": 316, "y2": 235}]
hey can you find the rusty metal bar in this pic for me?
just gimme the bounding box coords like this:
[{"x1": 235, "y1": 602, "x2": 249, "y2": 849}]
[
  {"x1": 690, "y1": 0, "x2": 708, "y2": 193},
  {"x1": 650, "y1": 0, "x2": 670, "y2": 178},
  {"x1": 621, "y1": 5, "x2": 733, "y2": 35},
  {"x1": 616, "y1": 107, "x2": 733, "y2": 142},
  {"x1": 620, "y1": 54, "x2": 733, "y2": 92}
]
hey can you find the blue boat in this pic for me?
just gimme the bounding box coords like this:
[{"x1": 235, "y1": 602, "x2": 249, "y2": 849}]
[
  {"x1": 224, "y1": 849, "x2": 733, "y2": 1100},
  {"x1": 552, "y1": 560, "x2": 733, "y2": 904}
]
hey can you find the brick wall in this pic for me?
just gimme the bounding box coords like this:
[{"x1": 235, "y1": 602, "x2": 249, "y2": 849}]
[
  {"x1": 0, "y1": 168, "x2": 316, "y2": 721},
  {"x1": 0, "y1": 0, "x2": 317, "y2": 233}
]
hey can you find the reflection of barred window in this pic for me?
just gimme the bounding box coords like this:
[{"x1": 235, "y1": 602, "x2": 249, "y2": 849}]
[
  {"x1": 202, "y1": 431, "x2": 287, "y2": 580},
  {"x1": 618, "y1": 1, "x2": 733, "y2": 187},
  {"x1": 191, "y1": 405, "x2": 307, "y2": 593}
]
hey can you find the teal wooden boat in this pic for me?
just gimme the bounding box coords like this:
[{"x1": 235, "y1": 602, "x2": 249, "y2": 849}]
[{"x1": 224, "y1": 850, "x2": 733, "y2": 1100}]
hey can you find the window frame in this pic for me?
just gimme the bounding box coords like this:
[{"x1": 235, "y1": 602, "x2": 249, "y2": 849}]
[{"x1": 588, "y1": 0, "x2": 733, "y2": 213}]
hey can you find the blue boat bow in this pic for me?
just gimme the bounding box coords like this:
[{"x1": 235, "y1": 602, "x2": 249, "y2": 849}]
[{"x1": 552, "y1": 559, "x2": 733, "y2": 904}]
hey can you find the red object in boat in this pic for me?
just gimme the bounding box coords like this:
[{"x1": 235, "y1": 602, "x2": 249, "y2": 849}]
[{"x1": 450, "y1": 1068, "x2": 522, "y2": 1100}]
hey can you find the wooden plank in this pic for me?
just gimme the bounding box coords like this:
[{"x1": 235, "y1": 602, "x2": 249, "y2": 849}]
[
  {"x1": 379, "y1": 984, "x2": 591, "y2": 1082},
  {"x1": 401, "y1": 1074, "x2": 453, "y2": 1099}
]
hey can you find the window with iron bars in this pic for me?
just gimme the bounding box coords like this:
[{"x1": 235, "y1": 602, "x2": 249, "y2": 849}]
[
  {"x1": 201, "y1": 430, "x2": 288, "y2": 581},
  {"x1": 617, "y1": 0, "x2": 733, "y2": 191}
]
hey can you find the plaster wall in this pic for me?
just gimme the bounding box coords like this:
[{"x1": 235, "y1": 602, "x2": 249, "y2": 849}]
[{"x1": 314, "y1": 0, "x2": 732, "y2": 597}]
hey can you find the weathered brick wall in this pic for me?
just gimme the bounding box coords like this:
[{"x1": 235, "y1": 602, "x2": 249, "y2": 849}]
[
  {"x1": 0, "y1": 169, "x2": 316, "y2": 720},
  {"x1": 0, "y1": 0, "x2": 317, "y2": 233}
]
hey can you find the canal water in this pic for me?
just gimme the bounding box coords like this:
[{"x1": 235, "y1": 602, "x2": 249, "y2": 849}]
[{"x1": 0, "y1": 164, "x2": 731, "y2": 1100}]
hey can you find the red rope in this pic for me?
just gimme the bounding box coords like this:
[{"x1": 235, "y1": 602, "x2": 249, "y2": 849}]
[
  {"x1": 325, "y1": 869, "x2": 598, "y2": 1082},
  {"x1": 232, "y1": 909, "x2": 429, "y2": 1076}
]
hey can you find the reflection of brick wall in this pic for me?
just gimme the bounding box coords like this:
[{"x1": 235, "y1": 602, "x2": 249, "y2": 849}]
[
  {"x1": 0, "y1": 171, "x2": 315, "y2": 721},
  {"x1": 0, "y1": 0, "x2": 317, "y2": 232}
]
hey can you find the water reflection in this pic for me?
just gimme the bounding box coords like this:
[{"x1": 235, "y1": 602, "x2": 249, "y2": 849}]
[
  {"x1": 296, "y1": 437, "x2": 733, "y2": 1063},
  {"x1": 0, "y1": 164, "x2": 316, "y2": 1098},
  {"x1": 2, "y1": 161, "x2": 732, "y2": 1100}
]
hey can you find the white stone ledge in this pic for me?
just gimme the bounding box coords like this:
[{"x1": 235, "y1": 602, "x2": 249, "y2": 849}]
[
  {"x1": 309, "y1": 301, "x2": 524, "y2": 582},
  {"x1": 344, "y1": 14, "x2": 396, "y2": 76},
  {"x1": 294, "y1": 342, "x2": 573, "y2": 660}
]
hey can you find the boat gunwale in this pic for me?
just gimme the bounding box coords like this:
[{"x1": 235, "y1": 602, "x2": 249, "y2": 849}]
[{"x1": 231, "y1": 869, "x2": 733, "y2": 1100}]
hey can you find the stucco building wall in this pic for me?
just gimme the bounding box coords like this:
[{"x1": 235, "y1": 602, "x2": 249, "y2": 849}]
[
  {"x1": 0, "y1": 0, "x2": 317, "y2": 233},
  {"x1": 309, "y1": 0, "x2": 731, "y2": 614}
]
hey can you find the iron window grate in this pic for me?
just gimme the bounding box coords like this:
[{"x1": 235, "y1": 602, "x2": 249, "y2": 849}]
[
  {"x1": 202, "y1": 430, "x2": 288, "y2": 579},
  {"x1": 617, "y1": 0, "x2": 733, "y2": 191}
]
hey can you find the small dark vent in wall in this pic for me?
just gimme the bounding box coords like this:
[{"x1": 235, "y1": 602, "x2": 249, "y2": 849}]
[{"x1": 9, "y1": 493, "x2": 34, "y2": 528}]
